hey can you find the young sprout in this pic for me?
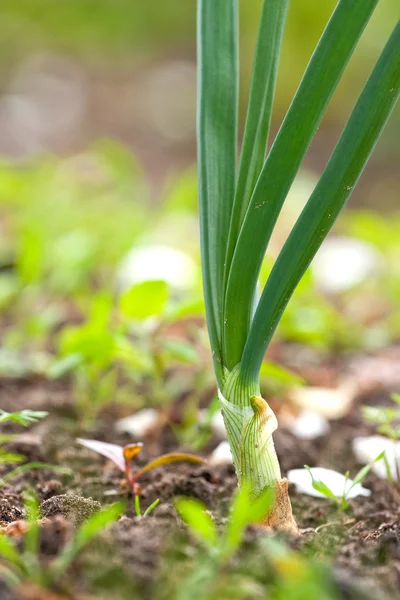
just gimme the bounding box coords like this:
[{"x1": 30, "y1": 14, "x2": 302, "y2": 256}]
[
  {"x1": 0, "y1": 409, "x2": 48, "y2": 426},
  {"x1": 304, "y1": 452, "x2": 384, "y2": 511},
  {"x1": 77, "y1": 438, "x2": 206, "y2": 508},
  {"x1": 362, "y1": 393, "x2": 400, "y2": 481},
  {"x1": 174, "y1": 487, "x2": 339, "y2": 600},
  {"x1": 197, "y1": 0, "x2": 399, "y2": 530},
  {"x1": 134, "y1": 495, "x2": 160, "y2": 518},
  {"x1": 0, "y1": 409, "x2": 69, "y2": 487},
  {"x1": 175, "y1": 484, "x2": 275, "y2": 561},
  {"x1": 173, "y1": 486, "x2": 276, "y2": 600},
  {"x1": 363, "y1": 394, "x2": 400, "y2": 442}
]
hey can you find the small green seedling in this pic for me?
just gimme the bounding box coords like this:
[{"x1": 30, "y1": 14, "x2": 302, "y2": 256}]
[
  {"x1": 305, "y1": 452, "x2": 384, "y2": 511},
  {"x1": 51, "y1": 287, "x2": 204, "y2": 423},
  {"x1": 362, "y1": 393, "x2": 400, "y2": 481},
  {"x1": 134, "y1": 495, "x2": 160, "y2": 519},
  {"x1": 176, "y1": 484, "x2": 275, "y2": 562},
  {"x1": 0, "y1": 409, "x2": 48, "y2": 427},
  {"x1": 0, "y1": 409, "x2": 68, "y2": 486},
  {"x1": 0, "y1": 492, "x2": 123, "y2": 591},
  {"x1": 363, "y1": 394, "x2": 400, "y2": 442},
  {"x1": 171, "y1": 486, "x2": 275, "y2": 600},
  {"x1": 52, "y1": 293, "x2": 145, "y2": 422},
  {"x1": 0, "y1": 410, "x2": 48, "y2": 467},
  {"x1": 171, "y1": 486, "x2": 340, "y2": 600},
  {"x1": 77, "y1": 438, "x2": 206, "y2": 509}
]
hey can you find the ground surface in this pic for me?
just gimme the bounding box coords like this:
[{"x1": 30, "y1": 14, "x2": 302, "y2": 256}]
[{"x1": 0, "y1": 345, "x2": 400, "y2": 600}]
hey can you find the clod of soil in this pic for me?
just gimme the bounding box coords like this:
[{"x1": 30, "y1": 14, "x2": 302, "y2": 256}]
[
  {"x1": 0, "y1": 498, "x2": 23, "y2": 523},
  {"x1": 41, "y1": 494, "x2": 101, "y2": 526},
  {"x1": 38, "y1": 515, "x2": 71, "y2": 556}
]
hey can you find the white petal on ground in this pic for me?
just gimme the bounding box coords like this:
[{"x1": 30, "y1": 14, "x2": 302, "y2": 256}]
[
  {"x1": 286, "y1": 409, "x2": 330, "y2": 440},
  {"x1": 353, "y1": 435, "x2": 400, "y2": 480},
  {"x1": 288, "y1": 379, "x2": 358, "y2": 420},
  {"x1": 115, "y1": 409, "x2": 159, "y2": 438},
  {"x1": 116, "y1": 245, "x2": 197, "y2": 292},
  {"x1": 311, "y1": 236, "x2": 382, "y2": 294},
  {"x1": 287, "y1": 467, "x2": 371, "y2": 499},
  {"x1": 209, "y1": 441, "x2": 233, "y2": 466}
]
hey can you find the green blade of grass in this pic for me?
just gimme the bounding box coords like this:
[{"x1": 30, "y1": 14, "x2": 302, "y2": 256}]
[
  {"x1": 304, "y1": 466, "x2": 338, "y2": 502},
  {"x1": 143, "y1": 498, "x2": 160, "y2": 517},
  {"x1": 224, "y1": 0, "x2": 289, "y2": 280},
  {"x1": 0, "y1": 565, "x2": 21, "y2": 589},
  {"x1": 22, "y1": 492, "x2": 43, "y2": 584},
  {"x1": 175, "y1": 497, "x2": 217, "y2": 546},
  {"x1": 223, "y1": 0, "x2": 379, "y2": 370},
  {"x1": 240, "y1": 22, "x2": 400, "y2": 384},
  {"x1": 347, "y1": 451, "x2": 385, "y2": 493},
  {"x1": 197, "y1": 0, "x2": 238, "y2": 385},
  {"x1": 0, "y1": 536, "x2": 24, "y2": 572}
]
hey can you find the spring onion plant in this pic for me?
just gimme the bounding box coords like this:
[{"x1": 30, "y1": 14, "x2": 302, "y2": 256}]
[{"x1": 197, "y1": 0, "x2": 400, "y2": 531}]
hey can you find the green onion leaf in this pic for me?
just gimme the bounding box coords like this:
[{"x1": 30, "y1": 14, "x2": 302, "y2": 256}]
[
  {"x1": 197, "y1": 0, "x2": 238, "y2": 384},
  {"x1": 224, "y1": 0, "x2": 379, "y2": 370},
  {"x1": 241, "y1": 21, "x2": 400, "y2": 382},
  {"x1": 224, "y1": 0, "x2": 289, "y2": 280}
]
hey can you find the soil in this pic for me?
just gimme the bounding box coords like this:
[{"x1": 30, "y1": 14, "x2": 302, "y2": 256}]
[{"x1": 0, "y1": 346, "x2": 400, "y2": 600}]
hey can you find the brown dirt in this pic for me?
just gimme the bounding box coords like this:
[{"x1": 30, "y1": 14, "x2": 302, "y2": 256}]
[{"x1": 0, "y1": 348, "x2": 399, "y2": 600}]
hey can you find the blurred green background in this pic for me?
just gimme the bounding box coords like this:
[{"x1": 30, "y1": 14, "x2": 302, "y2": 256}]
[{"x1": 0, "y1": 0, "x2": 398, "y2": 204}]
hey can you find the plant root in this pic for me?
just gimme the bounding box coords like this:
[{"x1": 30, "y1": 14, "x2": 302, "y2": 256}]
[{"x1": 260, "y1": 478, "x2": 299, "y2": 535}]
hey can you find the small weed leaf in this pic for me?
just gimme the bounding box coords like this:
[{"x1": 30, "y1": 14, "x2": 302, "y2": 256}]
[
  {"x1": 77, "y1": 438, "x2": 126, "y2": 472},
  {"x1": 304, "y1": 466, "x2": 338, "y2": 502},
  {"x1": 347, "y1": 451, "x2": 385, "y2": 492},
  {"x1": 131, "y1": 452, "x2": 207, "y2": 484},
  {"x1": 0, "y1": 410, "x2": 48, "y2": 426},
  {"x1": 175, "y1": 497, "x2": 217, "y2": 546},
  {"x1": 119, "y1": 280, "x2": 169, "y2": 320},
  {"x1": 221, "y1": 485, "x2": 275, "y2": 559},
  {"x1": 143, "y1": 498, "x2": 160, "y2": 518}
]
